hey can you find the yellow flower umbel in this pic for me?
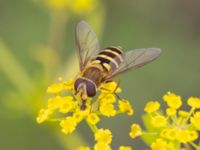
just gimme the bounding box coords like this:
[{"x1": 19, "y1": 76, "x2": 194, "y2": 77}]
[
  {"x1": 37, "y1": 78, "x2": 134, "y2": 149},
  {"x1": 42, "y1": 0, "x2": 98, "y2": 14},
  {"x1": 130, "y1": 92, "x2": 200, "y2": 150}
]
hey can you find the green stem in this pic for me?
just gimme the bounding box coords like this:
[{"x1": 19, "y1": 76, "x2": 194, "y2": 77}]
[
  {"x1": 47, "y1": 9, "x2": 69, "y2": 77},
  {"x1": 142, "y1": 131, "x2": 158, "y2": 135},
  {"x1": 55, "y1": 130, "x2": 89, "y2": 150},
  {"x1": 0, "y1": 41, "x2": 34, "y2": 94},
  {"x1": 183, "y1": 107, "x2": 195, "y2": 125},
  {"x1": 174, "y1": 141, "x2": 180, "y2": 150},
  {"x1": 48, "y1": 9, "x2": 68, "y2": 55},
  {"x1": 47, "y1": 118, "x2": 64, "y2": 122},
  {"x1": 190, "y1": 142, "x2": 200, "y2": 150},
  {"x1": 86, "y1": 120, "x2": 98, "y2": 133}
]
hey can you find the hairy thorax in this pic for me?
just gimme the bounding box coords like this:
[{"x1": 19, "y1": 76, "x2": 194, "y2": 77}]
[{"x1": 82, "y1": 66, "x2": 104, "y2": 86}]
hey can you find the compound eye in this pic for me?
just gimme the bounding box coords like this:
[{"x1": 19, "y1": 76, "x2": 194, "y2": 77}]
[
  {"x1": 74, "y1": 78, "x2": 84, "y2": 92},
  {"x1": 86, "y1": 81, "x2": 96, "y2": 97}
]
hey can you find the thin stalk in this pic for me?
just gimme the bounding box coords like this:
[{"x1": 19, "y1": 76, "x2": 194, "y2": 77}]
[
  {"x1": 86, "y1": 120, "x2": 98, "y2": 133},
  {"x1": 190, "y1": 142, "x2": 200, "y2": 150},
  {"x1": 0, "y1": 41, "x2": 34, "y2": 94}
]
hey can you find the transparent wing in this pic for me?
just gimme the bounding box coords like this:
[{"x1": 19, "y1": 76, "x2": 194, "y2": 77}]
[
  {"x1": 104, "y1": 48, "x2": 161, "y2": 81},
  {"x1": 75, "y1": 20, "x2": 100, "y2": 71}
]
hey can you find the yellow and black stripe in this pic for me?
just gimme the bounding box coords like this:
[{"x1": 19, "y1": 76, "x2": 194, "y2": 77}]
[{"x1": 93, "y1": 46, "x2": 124, "y2": 72}]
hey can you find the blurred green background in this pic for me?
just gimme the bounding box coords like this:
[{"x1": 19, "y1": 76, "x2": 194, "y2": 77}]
[{"x1": 0, "y1": 0, "x2": 199, "y2": 149}]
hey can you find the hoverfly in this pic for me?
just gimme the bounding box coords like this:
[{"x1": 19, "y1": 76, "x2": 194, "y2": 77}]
[{"x1": 74, "y1": 21, "x2": 161, "y2": 110}]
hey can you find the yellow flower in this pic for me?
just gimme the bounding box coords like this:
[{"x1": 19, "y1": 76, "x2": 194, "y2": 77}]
[
  {"x1": 98, "y1": 93, "x2": 116, "y2": 104},
  {"x1": 59, "y1": 96, "x2": 77, "y2": 113},
  {"x1": 177, "y1": 130, "x2": 198, "y2": 143},
  {"x1": 99, "y1": 103, "x2": 116, "y2": 117},
  {"x1": 151, "y1": 115, "x2": 167, "y2": 128},
  {"x1": 187, "y1": 130, "x2": 198, "y2": 141},
  {"x1": 160, "y1": 128, "x2": 198, "y2": 143},
  {"x1": 187, "y1": 97, "x2": 200, "y2": 108},
  {"x1": 129, "y1": 123, "x2": 142, "y2": 139},
  {"x1": 95, "y1": 129, "x2": 112, "y2": 144},
  {"x1": 73, "y1": 107, "x2": 91, "y2": 122},
  {"x1": 71, "y1": 0, "x2": 97, "y2": 14},
  {"x1": 163, "y1": 92, "x2": 182, "y2": 109},
  {"x1": 100, "y1": 81, "x2": 121, "y2": 94},
  {"x1": 166, "y1": 107, "x2": 176, "y2": 116},
  {"x1": 94, "y1": 142, "x2": 111, "y2": 150},
  {"x1": 73, "y1": 111, "x2": 85, "y2": 123},
  {"x1": 47, "y1": 83, "x2": 64, "y2": 94},
  {"x1": 63, "y1": 79, "x2": 74, "y2": 91},
  {"x1": 86, "y1": 113, "x2": 100, "y2": 125},
  {"x1": 118, "y1": 100, "x2": 134, "y2": 115},
  {"x1": 144, "y1": 101, "x2": 160, "y2": 113},
  {"x1": 178, "y1": 110, "x2": 189, "y2": 118},
  {"x1": 60, "y1": 117, "x2": 77, "y2": 134},
  {"x1": 47, "y1": 96, "x2": 62, "y2": 110},
  {"x1": 160, "y1": 128, "x2": 178, "y2": 141},
  {"x1": 119, "y1": 146, "x2": 132, "y2": 150},
  {"x1": 151, "y1": 138, "x2": 167, "y2": 150},
  {"x1": 166, "y1": 142, "x2": 176, "y2": 150},
  {"x1": 36, "y1": 108, "x2": 52, "y2": 124},
  {"x1": 76, "y1": 146, "x2": 91, "y2": 150},
  {"x1": 190, "y1": 112, "x2": 200, "y2": 130},
  {"x1": 45, "y1": 0, "x2": 70, "y2": 10}
]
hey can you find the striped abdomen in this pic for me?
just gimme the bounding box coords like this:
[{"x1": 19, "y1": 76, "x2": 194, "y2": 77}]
[{"x1": 93, "y1": 46, "x2": 124, "y2": 72}]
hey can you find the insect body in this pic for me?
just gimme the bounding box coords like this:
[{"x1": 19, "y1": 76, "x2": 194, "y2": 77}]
[{"x1": 74, "y1": 21, "x2": 161, "y2": 109}]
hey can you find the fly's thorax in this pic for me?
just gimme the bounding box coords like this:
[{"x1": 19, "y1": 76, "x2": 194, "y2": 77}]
[
  {"x1": 94, "y1": 46, "x2": 124, "y2": 73},
  {"x1": 74, "y1": 77, "x2": 97, "y2": 98},
  {"x1": 82, "y1": 65, "x2": 104, "y2": 86}
]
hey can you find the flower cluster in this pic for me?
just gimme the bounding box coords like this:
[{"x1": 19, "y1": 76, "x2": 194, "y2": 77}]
[
  {"x1": 36, "y1": 78, "x2": 134, "y2": 149},
  {"x1": 129, "y1": 92, "x2": 200, "y2": 150},
  {"x1": 42, "y1": 0, "x2": 98, "y2": 14}
]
